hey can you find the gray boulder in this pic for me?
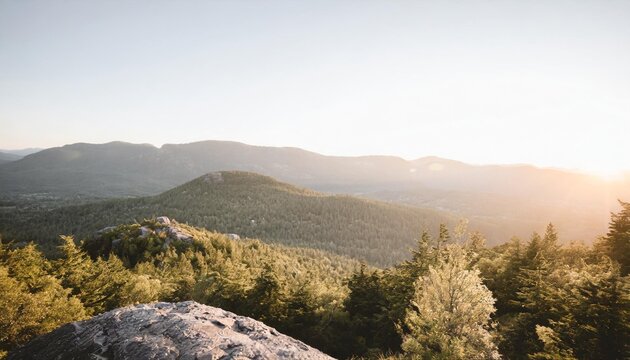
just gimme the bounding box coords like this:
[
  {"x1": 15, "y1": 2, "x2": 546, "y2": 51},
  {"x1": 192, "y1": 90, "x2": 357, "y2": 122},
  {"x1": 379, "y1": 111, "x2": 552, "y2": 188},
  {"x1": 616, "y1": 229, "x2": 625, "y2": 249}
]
[
  {"x1": 156, "y1": 216, "x2": 171, "y2": 225},
  {"x1": 167, "y1": 227, "x2": 193, "y2": 242},
  {"x1": 8, "y1": 301, "x2": 335, "y2": 360},
  {"x1": 139, "y1": 226, "x2": 151, "y2": 238}
]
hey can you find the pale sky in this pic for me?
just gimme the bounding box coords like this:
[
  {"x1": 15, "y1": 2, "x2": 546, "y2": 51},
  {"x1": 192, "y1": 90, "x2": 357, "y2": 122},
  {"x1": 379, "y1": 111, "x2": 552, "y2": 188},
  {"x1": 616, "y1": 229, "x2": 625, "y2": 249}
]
[{"x1": 1, "y1": 0, "x2": 629, "y2": 176}]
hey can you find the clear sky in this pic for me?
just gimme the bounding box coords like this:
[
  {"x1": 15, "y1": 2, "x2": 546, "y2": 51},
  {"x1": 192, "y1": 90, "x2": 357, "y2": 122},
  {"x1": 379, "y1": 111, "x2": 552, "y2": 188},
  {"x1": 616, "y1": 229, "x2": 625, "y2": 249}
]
[{"x1": 1, "y1": 0, "x2": 629, "y2": 176}]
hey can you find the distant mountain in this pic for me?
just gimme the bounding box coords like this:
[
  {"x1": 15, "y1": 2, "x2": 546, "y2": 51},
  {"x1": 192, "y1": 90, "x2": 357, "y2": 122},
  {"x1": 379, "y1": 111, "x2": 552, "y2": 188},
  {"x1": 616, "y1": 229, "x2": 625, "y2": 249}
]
[
  {"x1": 0, "y1": 148, "x2": 43, "y2": 156},
  {"x1": 0, "y1": 140, "x2": 423, "y2": 197},
  {"x1": 0, "y1": 152, "x2": 22, "y2": 165},
  {"x1": 0, "y1": 171, "x2": 468, "y2": 266},
  {"x1": 0, "y1": 140, "x2": 626, "y2": 242}
]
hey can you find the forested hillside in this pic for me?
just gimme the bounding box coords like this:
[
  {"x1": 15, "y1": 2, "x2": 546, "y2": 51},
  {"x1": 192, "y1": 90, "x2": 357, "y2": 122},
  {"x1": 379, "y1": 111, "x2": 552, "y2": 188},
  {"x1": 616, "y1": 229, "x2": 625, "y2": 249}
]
[
  {"x1": 1, "y1": 172, "x2": 467, "y2": 266},
  {"x1": 2, "y1": 204, "x2": 628, "y2": 359},
  {"x1": 0, "y1": 220, "x2": 361, "y2": 358}
]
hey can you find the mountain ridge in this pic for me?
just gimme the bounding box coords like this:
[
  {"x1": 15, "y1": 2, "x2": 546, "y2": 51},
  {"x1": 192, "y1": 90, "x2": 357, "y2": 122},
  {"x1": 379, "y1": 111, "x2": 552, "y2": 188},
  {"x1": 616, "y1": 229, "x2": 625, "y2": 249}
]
[{"x1": 0, "y1": 140, "x2": 626, "y2": 243}]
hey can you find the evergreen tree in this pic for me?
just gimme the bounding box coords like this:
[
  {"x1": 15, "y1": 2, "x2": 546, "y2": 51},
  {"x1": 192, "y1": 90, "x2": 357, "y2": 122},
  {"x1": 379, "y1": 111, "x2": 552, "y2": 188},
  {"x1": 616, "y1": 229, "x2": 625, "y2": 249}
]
[
  {"x1": 532, "y1": 259, "x2": 630, "y2": 359},
  {"x1": 478, "y1": 237, "x2": 524, "y2": 316},
  {"x1": 344, "y1": 264, "x2": 397, "y2": 355},
  {"x1": 600, "y1": 201, "x2": 630, "y2": 275},
  {"x1": 53, "y1": 235, "x2": 92, "y2": 294},
  {"x1": 246, "y1": 263, "x2": 287, "y2": 326},
  {"x1": 498, "y1": 229, "x2": 562, "y2": 359},
  {"x1": 437, "y1": 223, "x2": 450, "y2": 250},
  {"x1": 0, "y1": 265, "x2": 86, "y2": 354},
  {"x1": 531, "y1": 325, "x2": 577, "y2": 359},
  {"x1": 381, "y1": 231, "x2": 438, "y2": 345},
  {"x1": 4, "y1": 243, "x2": 48, "y2": 290}
]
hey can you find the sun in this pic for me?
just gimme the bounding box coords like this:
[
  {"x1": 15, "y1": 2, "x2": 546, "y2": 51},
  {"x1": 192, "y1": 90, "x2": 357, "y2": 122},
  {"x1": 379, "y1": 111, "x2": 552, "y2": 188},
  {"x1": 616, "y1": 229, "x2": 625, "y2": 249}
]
[{"x1": 587, "y1": 164, "x2": 627, "y2": 181}]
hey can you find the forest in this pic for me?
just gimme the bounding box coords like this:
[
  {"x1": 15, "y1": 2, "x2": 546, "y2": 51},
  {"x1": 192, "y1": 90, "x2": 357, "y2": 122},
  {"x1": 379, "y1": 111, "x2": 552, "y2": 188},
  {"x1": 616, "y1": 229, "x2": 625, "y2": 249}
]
[
  {"x1": 1, "y1": 201, "x2": 628, "y2": 359},
  {"x1": 0, "y1": 171, "x2": 462, "y2": 266}
]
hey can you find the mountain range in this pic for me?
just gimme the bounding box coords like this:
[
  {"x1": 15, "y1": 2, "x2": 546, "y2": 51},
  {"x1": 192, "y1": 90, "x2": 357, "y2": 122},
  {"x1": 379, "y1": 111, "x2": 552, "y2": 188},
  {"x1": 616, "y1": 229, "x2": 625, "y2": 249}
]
[{"x1": 1, "y1": 140, "x2": 627, "y2": 243}]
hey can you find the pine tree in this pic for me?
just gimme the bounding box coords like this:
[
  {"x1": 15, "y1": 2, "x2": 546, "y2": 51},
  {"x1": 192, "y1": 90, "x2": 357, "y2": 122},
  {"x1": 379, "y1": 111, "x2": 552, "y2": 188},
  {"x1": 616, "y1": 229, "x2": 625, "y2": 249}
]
[
  {"x1": 0, "y1": 265, "x2": 86, "y2": 354},
  {"x1": 382, "y1": 231, "x2": 438, "y2": 344},
  {"x1": 499, "y1": 228, "x2": 563, "y2": 359},
  {"x1": 437, "y1": 223, "x2": 451, "y2": 251},
  {"x1": 532, "y1": 259, "x2": 630, "y2": 359},
  {"x1": 78, "y1": 255, "x2": 134, "y2": 314},
  {"x1": 600, "y1": 200, "x2": 630, "y2": 276},
  {"x1": 4, "y1": 243, "x2": 49, "y2": 290},
  {"x1": 54, "y1": 235, "x2": 92, "y2": 294},
  {"x1": 344, "y1": 264, "x2": 397, "y2": 355},
  {"x1": 246, "y1": 263, "x2": 287, "y2": 326}
]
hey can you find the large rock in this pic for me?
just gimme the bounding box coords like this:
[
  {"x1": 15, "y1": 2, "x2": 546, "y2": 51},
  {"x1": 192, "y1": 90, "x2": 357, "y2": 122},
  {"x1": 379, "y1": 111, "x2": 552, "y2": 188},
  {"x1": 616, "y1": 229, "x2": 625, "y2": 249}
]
[{"x1": 8, "y1": 301, "x2": 334, "y2": 360}]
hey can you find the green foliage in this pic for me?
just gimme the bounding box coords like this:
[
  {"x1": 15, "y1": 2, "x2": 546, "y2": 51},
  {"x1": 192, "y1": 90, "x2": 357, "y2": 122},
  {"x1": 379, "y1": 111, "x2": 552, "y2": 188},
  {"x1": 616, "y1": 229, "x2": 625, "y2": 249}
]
[
  {"x1": 0, "y1": 246, "x2": 87, "y2": 355},
  {"x1": 529, "y1": 259, "x2": 629, "y2": 360},
  {"x1": 1, "y1": 213, "x2": 629, "y2": 360},
  {"x1": 0, "y1": 171, "x2": 457, "y2": 266},
  {"x1": 483, "y1": 222, "x2": 630, "y2": 360},
  {"x1": 401, "y1": 245, "x2": 500, "y2": 360},
  {"x1": 598, "y1": 200, "x2": 630, "y2": 276},
  {"x1": 0, "y1": 221, "x2": 361, "y2": 358},
  {"x1": 531, "y1": 325, "x2": 577, "y2": 360},
  {"x1": 380, "y1": 231, "x2": 439, "y2": 342},
  {"x1": 344, "y1": 264, "x2": 398, "y2": 356}
]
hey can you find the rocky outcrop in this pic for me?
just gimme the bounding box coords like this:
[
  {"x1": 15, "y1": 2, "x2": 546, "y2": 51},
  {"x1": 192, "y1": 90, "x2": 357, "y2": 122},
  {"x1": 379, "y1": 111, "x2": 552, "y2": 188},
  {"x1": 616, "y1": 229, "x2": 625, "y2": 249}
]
[
  {"x1": 98, "y1": 217, "x2": 196, "y2": 251},
  {"x1": 8, "y1": 301, "x2": 334, "y2": 360}
]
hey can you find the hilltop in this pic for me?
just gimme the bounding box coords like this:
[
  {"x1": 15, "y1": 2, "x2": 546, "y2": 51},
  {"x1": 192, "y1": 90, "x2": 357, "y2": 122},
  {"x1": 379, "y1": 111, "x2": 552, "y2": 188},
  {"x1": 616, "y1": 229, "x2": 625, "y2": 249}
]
[{"x1": 0, "y1": 171, "x2": 462, "y2": 266}]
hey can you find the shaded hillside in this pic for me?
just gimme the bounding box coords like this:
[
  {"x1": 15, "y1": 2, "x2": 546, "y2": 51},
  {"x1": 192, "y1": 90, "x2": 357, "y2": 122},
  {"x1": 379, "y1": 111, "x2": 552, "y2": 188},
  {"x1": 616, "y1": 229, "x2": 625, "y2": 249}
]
[
  {"x1": 0, "y1": 142, "x2": 169, "y2": 197},
  {"x1": 0, "y1": 153, "x2": 21, "y2": 166},
  {"x1": 0, "y1": 172, "x2": 465, "y2": 266}
]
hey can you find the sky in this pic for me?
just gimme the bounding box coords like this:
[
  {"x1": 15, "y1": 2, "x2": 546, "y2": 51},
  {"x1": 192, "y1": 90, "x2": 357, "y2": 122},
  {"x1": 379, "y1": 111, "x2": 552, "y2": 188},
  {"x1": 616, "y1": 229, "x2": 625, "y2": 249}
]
[{"x1": 1, "y1": 0, "x2": 629, "y2": 177}]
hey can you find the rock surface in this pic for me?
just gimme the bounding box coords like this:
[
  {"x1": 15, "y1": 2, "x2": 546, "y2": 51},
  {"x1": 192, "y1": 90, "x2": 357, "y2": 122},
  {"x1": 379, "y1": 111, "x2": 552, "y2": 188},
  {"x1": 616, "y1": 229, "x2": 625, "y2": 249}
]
[
  {"x1": 99, "y1": 218, "x2": 195, "y2": 251},
  {"x1": 8, "y1": 301, "x2": 334, "y2": 360}
]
